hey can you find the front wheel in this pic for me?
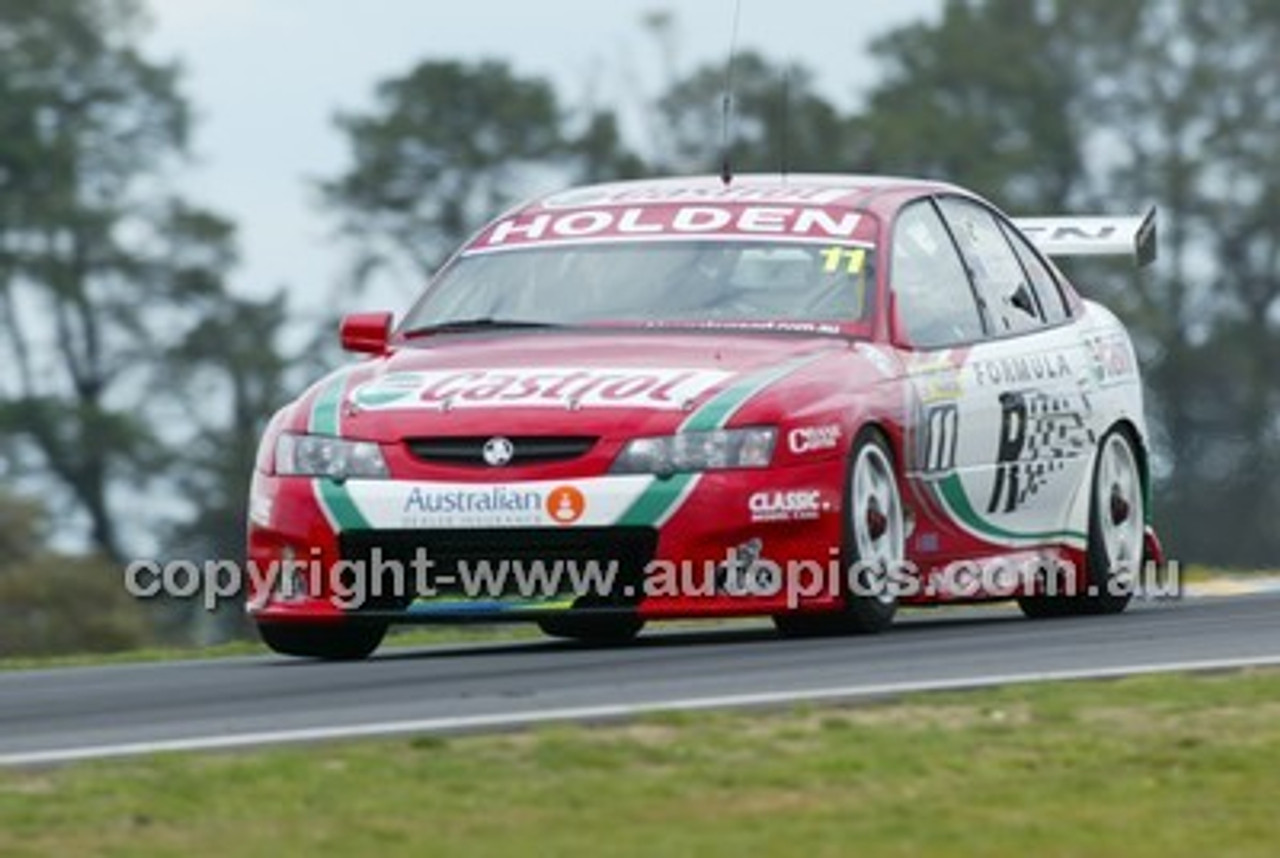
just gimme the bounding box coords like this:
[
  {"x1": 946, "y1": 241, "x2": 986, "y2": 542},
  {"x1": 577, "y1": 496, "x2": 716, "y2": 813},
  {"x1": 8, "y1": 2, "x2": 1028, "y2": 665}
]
[
  {"x1": 773, "y1": 428, "x2": 903, "y2": 638},
  {"x1": 257, "y1": 621, "x2": 387, "y2": 660}
]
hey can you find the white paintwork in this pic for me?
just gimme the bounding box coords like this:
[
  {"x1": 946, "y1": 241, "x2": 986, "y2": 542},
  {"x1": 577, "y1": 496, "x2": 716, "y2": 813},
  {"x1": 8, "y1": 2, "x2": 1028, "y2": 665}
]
[
  {"x1": 904, "y1": 301, "x2": 1147, "y2": 553},
  {"x1": 1013, "y1": 208, "x2": 1157, "y2": 266}
]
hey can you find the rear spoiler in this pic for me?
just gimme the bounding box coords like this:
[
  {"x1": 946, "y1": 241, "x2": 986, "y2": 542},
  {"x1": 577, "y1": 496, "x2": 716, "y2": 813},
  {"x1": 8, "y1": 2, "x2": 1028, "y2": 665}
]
[{"x1": 1012, "y1": 206, "x2": 1157, "y2": 268}]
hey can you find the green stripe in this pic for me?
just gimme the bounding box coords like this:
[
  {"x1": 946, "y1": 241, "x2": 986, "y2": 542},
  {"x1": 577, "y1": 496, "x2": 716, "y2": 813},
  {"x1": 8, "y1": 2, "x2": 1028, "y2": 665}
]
[
  {"x1": 308, "y1": 374, "x2": 346, "y2": 435},
  {"x1": 617, "y1": 472, "x2": 696, "y2": 527},
  {"x1": 937, "y1": 474, "x2": 1086, "y2": 544},
  {"x1": 317, "y1": 478, "x2": 372, "y2": 531},
  {"x1": 681, "y1": 353, "x2": 823, "y2": 433},
  {"x1": 618, "y1": 352, "x2": 827, "y2": 526},
  {"x1": 308, "y1": 372, "x2": 370, "y2": 531}
]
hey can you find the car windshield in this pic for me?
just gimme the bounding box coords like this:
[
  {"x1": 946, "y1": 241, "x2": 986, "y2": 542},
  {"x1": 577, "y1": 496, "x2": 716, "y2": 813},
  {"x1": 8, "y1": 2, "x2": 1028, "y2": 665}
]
[{"x1": 400, "y1": 240, "x2": 875, "y2": 334}]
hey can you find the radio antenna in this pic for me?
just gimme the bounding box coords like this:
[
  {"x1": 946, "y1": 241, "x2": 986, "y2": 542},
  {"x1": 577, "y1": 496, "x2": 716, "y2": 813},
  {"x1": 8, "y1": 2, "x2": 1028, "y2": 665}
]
[{"x1": 719, "y1": 0, "x2": 743, "y2": 186}]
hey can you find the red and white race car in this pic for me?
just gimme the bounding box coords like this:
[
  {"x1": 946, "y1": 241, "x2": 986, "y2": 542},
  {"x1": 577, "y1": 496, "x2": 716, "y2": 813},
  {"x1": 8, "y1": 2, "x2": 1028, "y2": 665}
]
[{"x1": 246, "y1": 174, "x2": 1162, "y2": 659}]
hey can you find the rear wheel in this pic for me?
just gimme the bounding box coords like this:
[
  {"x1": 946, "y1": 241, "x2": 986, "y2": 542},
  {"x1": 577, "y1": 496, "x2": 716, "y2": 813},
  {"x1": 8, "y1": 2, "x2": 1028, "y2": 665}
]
[
  {"x1": 774, "y1": 429, "x2": 902, "y2": 637},
  {"x1": 1016, "y1": 592, "x2": 1075, "y2": 619},
  {"x1": 1079, "y1": 428, "x2": 1143, "y2": 614},
  {"x1": 257, "y1": 621, "x2": 387, "y2": 660},
  {"x1": 538, "y1": 615, "x2": 644, "y2": 644},
  {"x1": 1018, "y1": 427, "x2": 1143, "y2": 619}
]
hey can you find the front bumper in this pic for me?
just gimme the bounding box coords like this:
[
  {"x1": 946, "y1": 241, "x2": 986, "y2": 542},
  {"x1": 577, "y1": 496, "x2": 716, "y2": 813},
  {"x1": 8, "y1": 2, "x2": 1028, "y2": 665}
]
[{"x1": 246, "y1": 462, "x2": 846, "y2": 622}]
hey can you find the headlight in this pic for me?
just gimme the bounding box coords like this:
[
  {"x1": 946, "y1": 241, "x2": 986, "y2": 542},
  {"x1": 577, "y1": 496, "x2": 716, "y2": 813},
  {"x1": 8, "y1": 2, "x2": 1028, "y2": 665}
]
[
  {"x1": 274, "y1": 433, "x2": 389, "y2": 479},
  {"x1": 611, "y1": 428, "x2": 776, "y2": 475}
]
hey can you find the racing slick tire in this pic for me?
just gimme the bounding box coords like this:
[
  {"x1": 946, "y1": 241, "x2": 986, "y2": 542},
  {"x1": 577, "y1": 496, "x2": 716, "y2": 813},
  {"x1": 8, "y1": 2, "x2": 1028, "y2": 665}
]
[
  {"x1": 1015, "y1": 590, "x2": 1076, "y2": 619},
  {"x1": 1018, "y1": 426, "x2": 1142, "y2": 619},
  {"x1": 257, "y1": 621, "x2": 387, "y2": 660},
  {"x1": 537, "y1": 615, "x2": 645, "y2": 644},
  {"x1": 774, "y1": 428, "x2": 902, "y2": 637}
]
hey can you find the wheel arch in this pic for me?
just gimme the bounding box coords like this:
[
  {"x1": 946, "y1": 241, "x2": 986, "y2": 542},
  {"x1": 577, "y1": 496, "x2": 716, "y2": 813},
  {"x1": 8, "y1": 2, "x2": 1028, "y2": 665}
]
[
  {"x1": 846, "y1": 419, "x2": 903, "y2": 470},
  {"x1": 1107, "y1": 417, "x2": 1163, "y2": 565}
]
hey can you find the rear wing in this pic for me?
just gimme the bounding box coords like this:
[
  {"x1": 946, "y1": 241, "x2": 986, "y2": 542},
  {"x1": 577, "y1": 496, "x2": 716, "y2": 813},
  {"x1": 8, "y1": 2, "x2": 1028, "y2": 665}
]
[{"x1": 1012, "y1": 206, "x2": 1157, "y2": 268}]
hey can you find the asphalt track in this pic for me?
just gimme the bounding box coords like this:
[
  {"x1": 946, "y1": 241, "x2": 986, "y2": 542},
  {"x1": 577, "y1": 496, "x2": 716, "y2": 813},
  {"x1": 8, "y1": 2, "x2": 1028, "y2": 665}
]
[{"x1": 2, "y1": 590, "x2": 1279, "y2": 766}]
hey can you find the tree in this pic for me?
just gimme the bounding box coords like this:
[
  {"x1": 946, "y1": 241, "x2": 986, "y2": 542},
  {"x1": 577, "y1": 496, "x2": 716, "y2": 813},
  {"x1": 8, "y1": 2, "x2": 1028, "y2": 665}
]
[
  {"x1": 151, "y1": 289, "x2": 296, "y2": 643},
  {"x1": 322, "y1": 60, "x2": 572, "y2": 290},
  {"x1": 572, "y1": 110, "x2": 648, "y2": 184},
  {"x1": 163, "y1": 290, "x2": 293, "y2": 565},
  {"x1": 0, "y1": 492, "x2": 149, "y2": 656},
  {"x1": 861, "y1": 0, "x2": 1086, "y2": 211},
  {"x1": 860, "y1": 0, "x2": 1280, "y2": 564},
  {"x1": 0, "y1": 0, "x2": 243, "y2": 561},
  {"x1": 655, "y1": 51, "x2": 856, "y2": 177},
  {"x1": 1082, "y1": 0, "x2": 1280, "y2": 564}
]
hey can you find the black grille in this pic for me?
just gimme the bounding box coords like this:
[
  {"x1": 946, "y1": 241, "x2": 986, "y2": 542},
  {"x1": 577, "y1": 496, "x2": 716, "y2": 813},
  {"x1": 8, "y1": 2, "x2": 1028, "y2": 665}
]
[
  {"x1": 405, "y1": 436, "x2": 597, "y2": 467},
  {"x1": 338, "y1": 527, "x2": 657, "y2": 610}
]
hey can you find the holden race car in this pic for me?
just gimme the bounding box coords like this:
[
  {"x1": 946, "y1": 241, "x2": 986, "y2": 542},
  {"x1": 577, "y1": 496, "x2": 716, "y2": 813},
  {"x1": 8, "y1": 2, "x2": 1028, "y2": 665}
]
[{"x1": 246, "y1": 174, "x2": 1163, "y2": 659}]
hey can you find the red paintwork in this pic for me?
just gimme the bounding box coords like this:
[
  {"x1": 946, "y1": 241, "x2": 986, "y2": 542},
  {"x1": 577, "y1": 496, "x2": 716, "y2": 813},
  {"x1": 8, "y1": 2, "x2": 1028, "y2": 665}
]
[
  {"x1": 246, "y1": 174, "x2": 1156, "y2": 625},
  {"x1": 339, "y1": 311, "x2": 393, "y2": 355}
]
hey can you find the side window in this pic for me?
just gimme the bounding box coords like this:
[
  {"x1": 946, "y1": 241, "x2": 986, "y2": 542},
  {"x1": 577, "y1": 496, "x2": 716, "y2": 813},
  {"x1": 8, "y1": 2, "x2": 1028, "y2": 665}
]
[
  {"x1": 937, "y1": 197, "x2": 1044, "y2": 336},
  {"x1": 999, "y1": 220, "x2": 1071, "y2": 324},
  {"x1": 890, "y1": 201, "x2": 985, "y2": 349}
]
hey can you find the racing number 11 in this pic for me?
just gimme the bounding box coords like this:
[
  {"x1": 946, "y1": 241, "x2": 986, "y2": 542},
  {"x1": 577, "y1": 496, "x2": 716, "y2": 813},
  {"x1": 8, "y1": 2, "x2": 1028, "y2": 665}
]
[{"x1": 820, "y1": 246, "x2": 866, "y2": 275}]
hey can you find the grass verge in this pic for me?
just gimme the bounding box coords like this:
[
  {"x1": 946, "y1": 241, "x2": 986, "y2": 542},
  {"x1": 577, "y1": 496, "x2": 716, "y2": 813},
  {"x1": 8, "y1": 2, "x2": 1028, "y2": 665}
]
[{"x1": 2, "y1": 668, "x2": 1278, "y2": 857}]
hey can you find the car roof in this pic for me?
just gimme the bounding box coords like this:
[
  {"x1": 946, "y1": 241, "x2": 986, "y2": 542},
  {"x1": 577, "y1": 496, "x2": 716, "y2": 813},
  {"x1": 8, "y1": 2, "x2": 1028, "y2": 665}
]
[
  {"x1": 517, "y1": 174, "x2": 964, "y2": 216},
  {"x1": 457, "y1": 174, "x2": 971, "y2": 255}
]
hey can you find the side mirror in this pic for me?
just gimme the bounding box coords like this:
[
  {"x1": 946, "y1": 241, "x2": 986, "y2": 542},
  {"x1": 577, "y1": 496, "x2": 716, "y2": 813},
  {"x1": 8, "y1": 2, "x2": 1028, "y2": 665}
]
[{"x1": 339, "y1": 312, "x2": 393, "y2": 355}]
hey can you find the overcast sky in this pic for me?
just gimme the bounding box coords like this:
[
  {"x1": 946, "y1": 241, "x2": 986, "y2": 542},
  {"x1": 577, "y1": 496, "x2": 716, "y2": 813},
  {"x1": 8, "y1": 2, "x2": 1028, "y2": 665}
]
[{"x1": 146, "y1": 0, "x2": 942, "y2": 309}]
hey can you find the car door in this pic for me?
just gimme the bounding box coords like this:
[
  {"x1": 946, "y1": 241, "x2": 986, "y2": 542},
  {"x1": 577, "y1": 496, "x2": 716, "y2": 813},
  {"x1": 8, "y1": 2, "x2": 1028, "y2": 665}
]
[
  {"x1": 889, "y1": 198, "x2": 990, "y2": 563},
  {"x1": 934, "y1": 196, "x2": 1096, "y2": 550}
]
